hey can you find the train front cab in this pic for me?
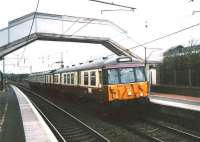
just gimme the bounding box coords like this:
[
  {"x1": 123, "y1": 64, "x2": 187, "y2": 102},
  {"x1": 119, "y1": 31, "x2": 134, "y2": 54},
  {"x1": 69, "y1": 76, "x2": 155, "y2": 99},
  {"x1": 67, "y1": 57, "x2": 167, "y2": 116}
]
[{"x1": 103, "y1": 64, "x2": 149, "y2": 108}]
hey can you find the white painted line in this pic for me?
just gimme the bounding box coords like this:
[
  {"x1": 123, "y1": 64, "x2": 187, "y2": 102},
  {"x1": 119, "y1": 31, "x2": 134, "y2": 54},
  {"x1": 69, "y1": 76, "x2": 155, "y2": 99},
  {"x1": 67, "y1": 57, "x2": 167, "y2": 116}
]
[
  {"x1": 0, "y1": 96, "x2": 8, "y2": 133},
  {"x1": 10, "y1": 85, "x2": 58, "y2": 142},
  {"x1": 150, "y1": 98, "x2": 200, "y2": 112},
  {"x1": 150, "y1": 94, "x2": 200, "y2": 103}
]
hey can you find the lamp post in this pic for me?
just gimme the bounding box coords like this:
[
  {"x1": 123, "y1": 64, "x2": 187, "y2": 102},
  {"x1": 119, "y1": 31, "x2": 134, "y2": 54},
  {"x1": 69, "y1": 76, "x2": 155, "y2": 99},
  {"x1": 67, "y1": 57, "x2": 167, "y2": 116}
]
[
  {"x1": 144, "y1": 47, "x2": 147, "y2": 67},
  {"x1": 3, "y1": 58, "x2": 5, "y2": 73},
  {"x1": 0, "y1": 57, "x2": 5, "y2": 73},
  {"x1": 143, "y1": 47, "x2": 162, "y2": 83}
]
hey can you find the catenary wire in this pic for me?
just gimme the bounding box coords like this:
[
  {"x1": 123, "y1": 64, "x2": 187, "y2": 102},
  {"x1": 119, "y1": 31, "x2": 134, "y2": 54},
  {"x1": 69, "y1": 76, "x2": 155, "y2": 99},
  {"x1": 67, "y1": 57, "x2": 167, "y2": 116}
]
[
  {"x1": 85, "y1": 21, "x2": 200, "y2": 62},
  {"x1": 18, "y1": 0, "x2": 40, "y2": 64}
]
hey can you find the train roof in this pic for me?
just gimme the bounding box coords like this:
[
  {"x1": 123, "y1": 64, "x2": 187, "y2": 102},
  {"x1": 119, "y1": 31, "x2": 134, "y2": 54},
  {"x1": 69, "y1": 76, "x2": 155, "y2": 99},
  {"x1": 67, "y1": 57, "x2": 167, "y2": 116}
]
[
  {"x1": 28, "y1": 56, "x2": 144, "y2": 76},
  {"x1": 54, "y1": 56, "x2": 143, "y2": 73},
  {"x1": 29, "y1": 69, "x2": 56, "y2": 76}
]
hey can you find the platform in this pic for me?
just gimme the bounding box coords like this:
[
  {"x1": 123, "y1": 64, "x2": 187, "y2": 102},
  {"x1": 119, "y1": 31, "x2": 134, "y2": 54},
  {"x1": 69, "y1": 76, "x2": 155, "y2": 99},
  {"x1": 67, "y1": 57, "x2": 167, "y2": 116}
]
[
  {"x1": 150, "y1": 92, "x2": 200, "y2": 112},
  {"x1": 0, "y1": 85, "x2": 58, "y2": 142}
]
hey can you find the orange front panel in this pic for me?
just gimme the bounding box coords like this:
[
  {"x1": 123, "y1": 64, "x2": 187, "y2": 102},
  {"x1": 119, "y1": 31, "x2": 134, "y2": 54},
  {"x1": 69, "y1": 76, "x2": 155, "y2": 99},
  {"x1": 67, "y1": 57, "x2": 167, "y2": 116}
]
[{"x1": 107, "y1": 82, "x2": 148, "y2": 102}]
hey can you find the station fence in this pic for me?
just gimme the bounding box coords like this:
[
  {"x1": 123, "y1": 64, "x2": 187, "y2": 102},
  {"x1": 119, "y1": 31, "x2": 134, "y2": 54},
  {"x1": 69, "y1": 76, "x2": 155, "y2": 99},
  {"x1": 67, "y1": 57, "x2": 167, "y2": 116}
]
[{"x1": 159, "y1": 68, "x2": 200, "y2": 87}]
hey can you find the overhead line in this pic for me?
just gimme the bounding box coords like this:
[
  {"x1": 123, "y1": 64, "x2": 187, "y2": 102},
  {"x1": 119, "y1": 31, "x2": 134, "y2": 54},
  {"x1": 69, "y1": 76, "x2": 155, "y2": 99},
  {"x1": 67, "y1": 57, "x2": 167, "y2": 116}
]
[
  {"x1": 19, "y1": 0, "x2": 40, "y2": 64},
  {"x1": 129, "y1": 22, "x2": 200, "y2": 50},
  {"x1": 27, "y1": 0, "x2": 40, "y2": 40},
  {"x1": 101, "y1": 9, "x2": 134, "y2": 14},
  {"x1": 89, "y1": 0, "x2": 136, "y2": 10},
  {"x1": 89, "y1": 21, "x2": 200, "y2": 62}
]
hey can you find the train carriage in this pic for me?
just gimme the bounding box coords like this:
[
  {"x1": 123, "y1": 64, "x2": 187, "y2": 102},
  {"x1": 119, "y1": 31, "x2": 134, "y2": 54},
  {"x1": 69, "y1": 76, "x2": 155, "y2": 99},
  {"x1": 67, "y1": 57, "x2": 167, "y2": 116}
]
[{"x1": 28, "y1": 56, "x2": 149, "y2": 107}]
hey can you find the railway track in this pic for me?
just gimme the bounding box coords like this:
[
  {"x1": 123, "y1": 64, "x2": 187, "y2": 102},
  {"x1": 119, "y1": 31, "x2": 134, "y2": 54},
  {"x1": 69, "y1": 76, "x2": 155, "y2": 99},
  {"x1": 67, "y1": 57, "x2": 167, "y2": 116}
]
[
  {"x1": 16, "y1": 84, "x2": 200, "y2": 142},
  {"x1": 122, "y1": 118, "x2": 200, "y2": 142},
  {"x1": 19, "y1": 86, "x2": 110, "y2": 142}
]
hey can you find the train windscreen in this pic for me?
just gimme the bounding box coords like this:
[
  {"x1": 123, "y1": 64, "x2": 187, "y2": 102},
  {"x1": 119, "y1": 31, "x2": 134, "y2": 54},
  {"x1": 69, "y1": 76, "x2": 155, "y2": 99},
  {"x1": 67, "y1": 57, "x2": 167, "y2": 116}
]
[{"x1": 105, "y1": 67, "x2": 146, "y2": 85}]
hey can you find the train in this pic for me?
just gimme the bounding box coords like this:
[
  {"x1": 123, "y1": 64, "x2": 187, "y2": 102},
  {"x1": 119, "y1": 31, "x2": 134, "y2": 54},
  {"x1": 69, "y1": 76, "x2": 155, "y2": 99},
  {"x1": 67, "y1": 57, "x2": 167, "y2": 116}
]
[{"x1": 27, "y1": 56, "x2": 149, "y2": 108}]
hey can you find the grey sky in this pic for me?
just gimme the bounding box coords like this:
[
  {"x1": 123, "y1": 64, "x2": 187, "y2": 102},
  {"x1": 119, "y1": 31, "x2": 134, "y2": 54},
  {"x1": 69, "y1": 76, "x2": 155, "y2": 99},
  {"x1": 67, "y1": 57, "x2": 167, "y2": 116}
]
[{"x1": 0, "y1": 0, "x2": 200, "y2": 73}]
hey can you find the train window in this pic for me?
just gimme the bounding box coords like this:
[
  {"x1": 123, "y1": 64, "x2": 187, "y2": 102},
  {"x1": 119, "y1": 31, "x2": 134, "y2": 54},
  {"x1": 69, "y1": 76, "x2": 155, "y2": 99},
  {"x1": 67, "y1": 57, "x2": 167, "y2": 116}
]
[
  {"x1": 84, "y1": 72, "x2": 89, "y2": 85},
  {"x1": 54, "y1": 75, "x2": 58, "y2": 83},
  {"x1": 90, "y1": 71, "x2": 96, "y2": 86},
  {"x1": 0, "y1": 72, "x2": 3, "y2": 91},
  {"x1": 99, "y1": 71, "x2": 102, "y2": 84},
  {"x1": 0, "y1": 72, "x2": 2, "y2": 81},
  {"x1": 45, "y1": 76, "x2": 48, "y2": 83},
  {"x1": 51, "y1": 75, "x2": 53, "y2": 83},
  {"x1": 71, "y1": 73, "x2": 74, "y2": 84},
  {"x1": 67, "y1": 74, "x2": 70, "y2": 84},
  {"x1": 119, "y1": 68, "x2": 136, "y2": 83},
  {"x1": 135, "y1": 67, "x2": 146, "y2": 82},
  {"x1": 107, "y1": 69, "x2": 119, "y2": 84},
  {"x1": 64, "y1": 74, "x2": 67, "y2": 84},
  {"x1": 78, "y1": 72, "x2": 81, "y2": 84}
]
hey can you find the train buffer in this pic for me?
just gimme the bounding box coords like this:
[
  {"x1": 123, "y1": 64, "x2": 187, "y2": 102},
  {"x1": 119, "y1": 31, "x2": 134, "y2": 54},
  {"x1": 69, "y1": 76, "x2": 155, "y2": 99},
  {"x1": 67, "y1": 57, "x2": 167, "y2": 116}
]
[{"x1": 0, "y1": 85, "x2": 58, "y2": 142}]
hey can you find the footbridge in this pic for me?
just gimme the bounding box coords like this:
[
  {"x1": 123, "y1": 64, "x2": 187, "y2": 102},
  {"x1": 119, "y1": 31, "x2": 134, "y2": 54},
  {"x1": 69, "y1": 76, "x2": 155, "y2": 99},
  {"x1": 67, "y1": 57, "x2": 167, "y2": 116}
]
[{"x1": 0, "y1": 12, "x2": 140, "y2": 59}]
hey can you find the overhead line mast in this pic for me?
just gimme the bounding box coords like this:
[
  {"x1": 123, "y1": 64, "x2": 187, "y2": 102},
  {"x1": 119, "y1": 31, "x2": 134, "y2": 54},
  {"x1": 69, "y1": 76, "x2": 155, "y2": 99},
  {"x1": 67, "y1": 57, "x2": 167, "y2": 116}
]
[{"x1": 89, "y1": 0, "x2": 136, "y2": 10}]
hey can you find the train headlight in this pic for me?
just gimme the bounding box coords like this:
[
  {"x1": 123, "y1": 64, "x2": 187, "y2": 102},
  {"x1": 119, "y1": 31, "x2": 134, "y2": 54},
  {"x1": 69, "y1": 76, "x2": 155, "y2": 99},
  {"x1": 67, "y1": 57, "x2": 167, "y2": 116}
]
[{"x1": 128, "y1": 91, "x2": 132, "y2": 96}]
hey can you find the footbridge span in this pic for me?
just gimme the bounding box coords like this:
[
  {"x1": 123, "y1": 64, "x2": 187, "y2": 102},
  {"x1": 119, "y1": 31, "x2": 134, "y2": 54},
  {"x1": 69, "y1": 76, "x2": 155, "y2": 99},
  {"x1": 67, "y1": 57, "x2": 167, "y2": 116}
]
[{"x1": 0, "y1": 12, "x2": 140, "y2": 59}]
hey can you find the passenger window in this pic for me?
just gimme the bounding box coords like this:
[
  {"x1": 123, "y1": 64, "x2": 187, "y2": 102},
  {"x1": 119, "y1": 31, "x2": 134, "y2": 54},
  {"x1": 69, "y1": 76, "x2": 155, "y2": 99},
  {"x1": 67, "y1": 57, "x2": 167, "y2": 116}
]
[
  {"x1": 54, "y1": 75, "x2": 58, "y2": 83},
  {"x1": 84, "y1": 72, "x2": 88, "y2": 85},
  {"x1": 64, "y1": 74, "x2": 67, "y2": 84},
  {"x1": 71, "y1": 73, "x2": 74, "y2": 84},
  {"x1": 99, "y1": 71, "x2": 102, "y2": 84},
  {"x1": 107, "y1": 69, "x2": 119, "y2": 84},
  {"x1": 120, "y1": 68, "x2": 135, "y2": 83},
  {"x1": 90, "y1": 71, "x2": 96, "y2": 86},
  {"x1": 78, "y1": 72, "x2": 81, "y2": 84},
  {"x1": 51, "y1": 75, "x2": 53, "y2": 83},
  {"x1": 135, "y1": 68, "x2": 146, "y2": 82},
  {"x1": 67, "y1": 74, "x2": 70, "y2": 84}
]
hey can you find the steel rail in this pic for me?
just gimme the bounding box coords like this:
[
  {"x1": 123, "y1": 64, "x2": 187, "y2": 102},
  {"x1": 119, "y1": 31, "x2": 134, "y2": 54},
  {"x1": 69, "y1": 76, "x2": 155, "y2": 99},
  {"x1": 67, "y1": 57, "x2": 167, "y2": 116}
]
[
  {"x1": 19, "y1": 86, "x2": 110, "y2": 142},
  {"x1": 30, "y1": 100, "x2": 66, "y2": 142},
  {"x1": 144, "y1": 119, "x2": 200, "y2": 141},
  {"x1": 122, "y1": 125, "x2": 164, "y2": 142}
]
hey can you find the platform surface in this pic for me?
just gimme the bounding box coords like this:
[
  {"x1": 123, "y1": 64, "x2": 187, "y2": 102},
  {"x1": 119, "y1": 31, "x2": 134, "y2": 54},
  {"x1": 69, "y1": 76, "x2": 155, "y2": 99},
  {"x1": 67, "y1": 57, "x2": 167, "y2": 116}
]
[
  {"x1": 150, "y1": 92, "x2": 200, "y2": 112},
  {"x1": 0, "y1": 86, "x2": 26, "y2": 142},
  {"x1": 10, "y1": 85, "x2": 58, "y2": 142}
]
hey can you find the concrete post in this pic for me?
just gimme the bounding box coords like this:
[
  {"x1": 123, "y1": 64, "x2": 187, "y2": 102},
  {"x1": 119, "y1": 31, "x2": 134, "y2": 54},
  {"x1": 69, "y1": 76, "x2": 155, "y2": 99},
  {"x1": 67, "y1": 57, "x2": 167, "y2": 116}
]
[
  {"x1": 174, "y1": 70, "x2": 176, "y2": 86},
  {"x1": 3, "y1": 58, "x2": 5, "y2": 73},
  {"x1": 188, "y1": 68, "x2": 192, "y2": 87}
]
